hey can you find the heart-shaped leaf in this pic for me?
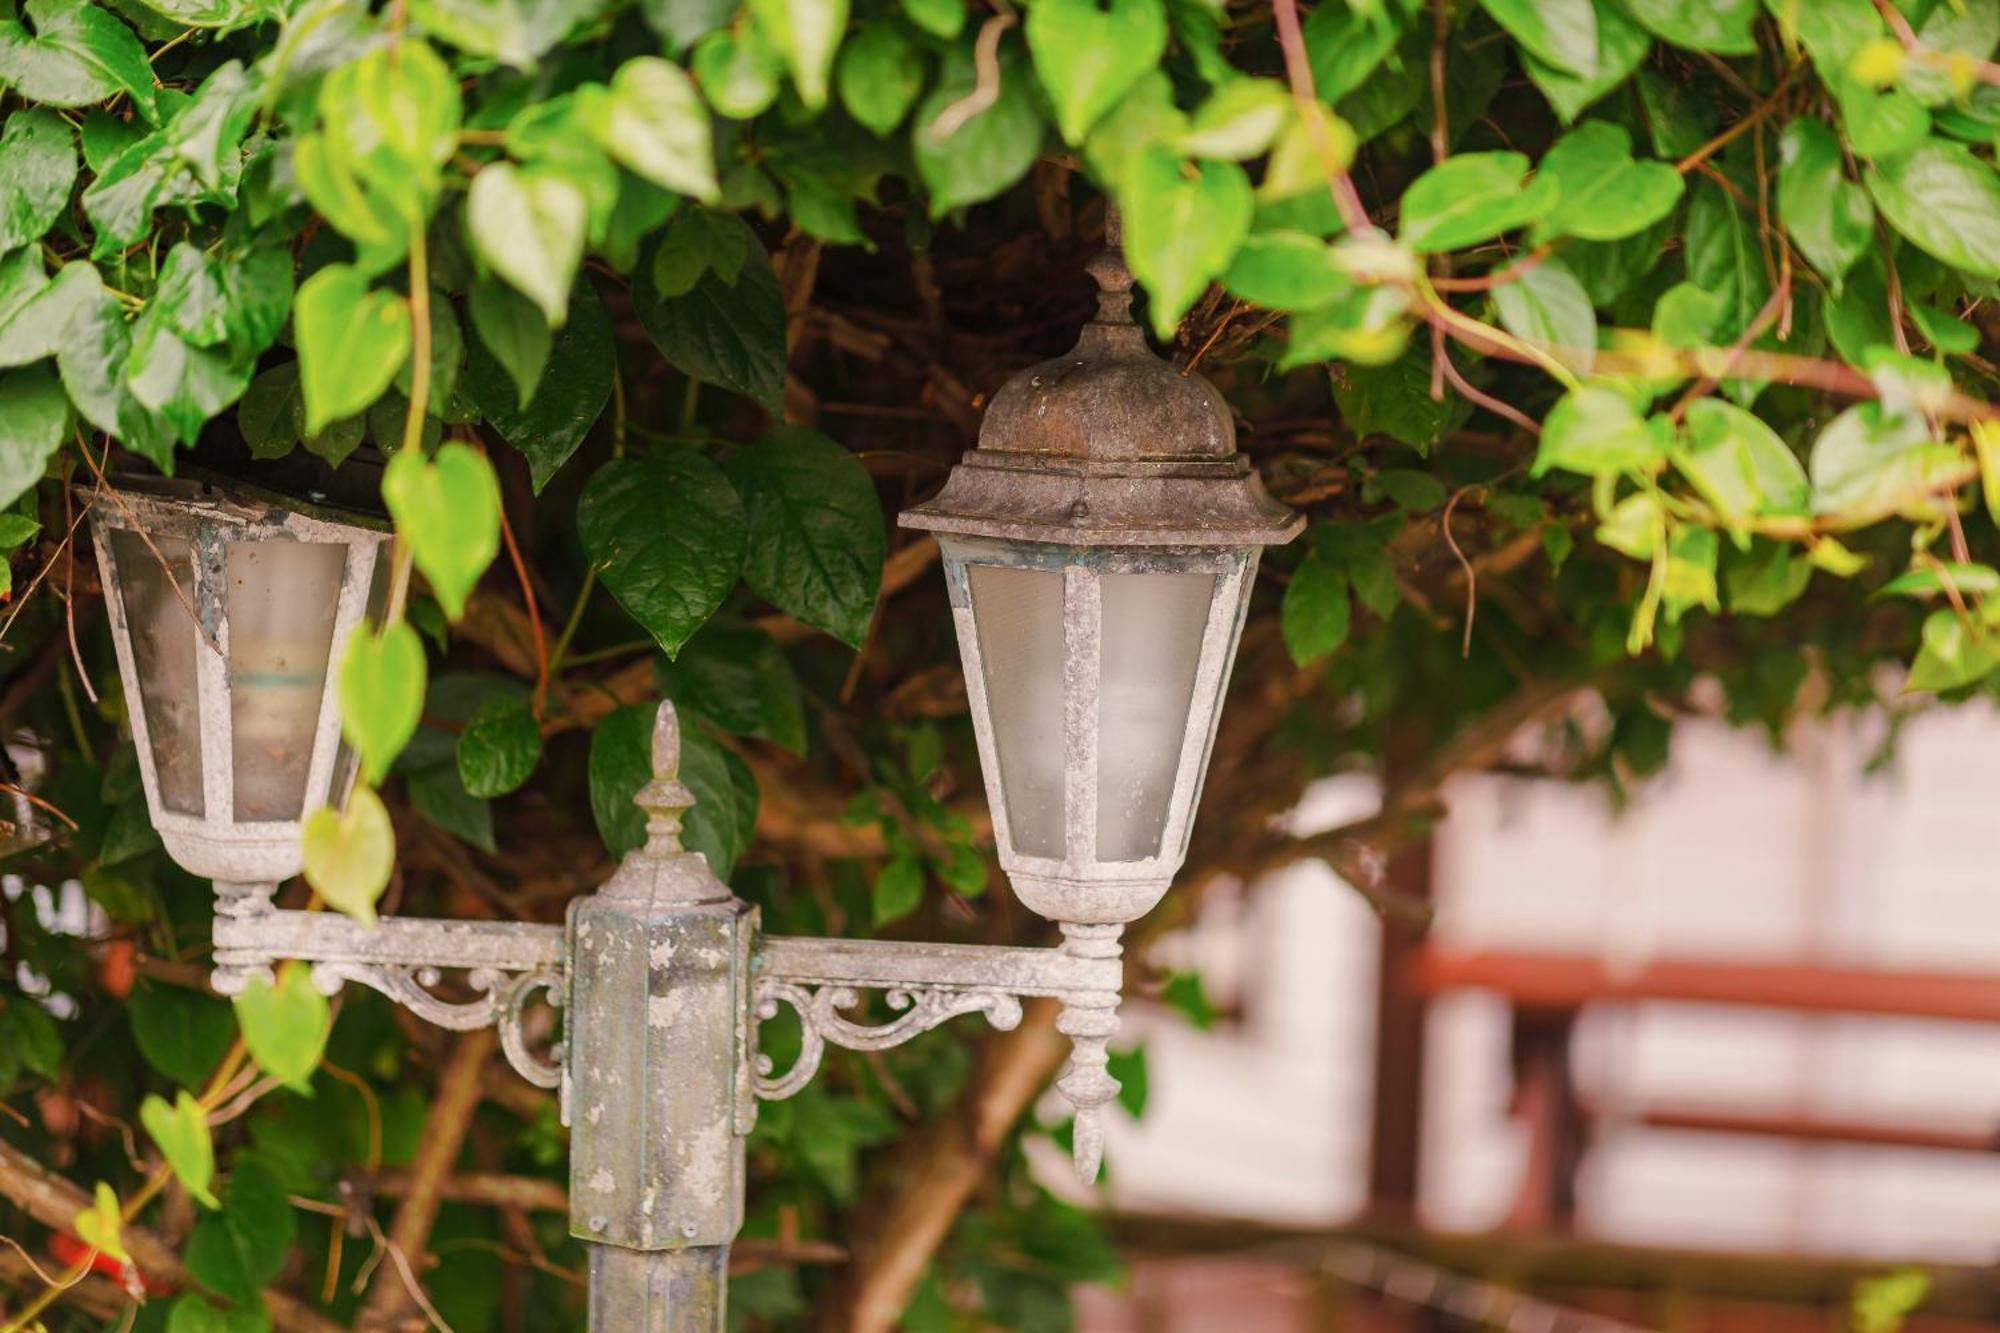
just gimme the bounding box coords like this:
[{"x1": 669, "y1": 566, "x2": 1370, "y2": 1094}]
[
  {"x1": 1532, "y1": 120, "x2": 1684, "y2": 243},
  {"x1": 294, "y1": 264, "x2": 411, "y2": 435},
  {"x1": 593, "y1": 57, "x2": 719, "y2": 201},
  {"x1": 140, "y1": 1090, "x2": 217, "y2": 1208},
  {"x1": 577, "y1": 452, "x2": 747, "y2": 657},
  {"x1": 456, "y1": 693, "x2": 542, "y2": 797},
  {"x1": 467, "y1": 162, "x2": 587, "y2": 329},
  {"x1": 74, "y1": 1181, "x2": 130, "y2": 1264},
  {"x1": 382, "y1": 442, "x2": 502, "y2": 621},
  {"x1": 232, "y1": 964, "x2": 329, "y2": 1095},
  {"x1": 1119, "y1": 149, "x2": 1253, "y2": 339},
  {"x1": 1026, "y1": 0, "x2": 1167, "y2": 145},
  {"x1": 745, "y1": 0, "x2": 848, "y2": 108},
  {"x1": 301, "y1": 784, "x2": 395, "y2": 925},
  {"x1": 1400, "y1": 151, "x2": 1558, "y2": 253},
  {"x1": 338, "y1": 620, "x2": 427, "y2": 785},
  {"x1": 724, "y1": 426, "x2": 885, "y2": 648},
  {"x1": 0, "y1": 109, "x2": 79, "y2": 255},
  {"x1": 165, "y1": 1294, "x2": 272, "y2": 1333}
]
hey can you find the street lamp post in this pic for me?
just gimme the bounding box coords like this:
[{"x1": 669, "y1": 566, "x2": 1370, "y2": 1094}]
[{"x1": 89, "y1": 240, "x2": 1299, "y2": 1330}]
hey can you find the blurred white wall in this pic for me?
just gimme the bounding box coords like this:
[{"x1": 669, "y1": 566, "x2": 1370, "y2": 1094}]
[{"x1": 1093, "y1": 703, "x2": 2000, "y2": 1266}]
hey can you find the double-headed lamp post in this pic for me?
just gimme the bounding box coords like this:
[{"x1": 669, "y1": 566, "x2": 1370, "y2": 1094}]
[{"x1": 89, "y1": 241, "x2": 1298, "y2": 1330}]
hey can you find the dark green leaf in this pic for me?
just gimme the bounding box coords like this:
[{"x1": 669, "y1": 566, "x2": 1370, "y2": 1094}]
[
  {"x1": 578, "y1": 451, "x2": 747, "y2": 657},
  {"x1": 0, "y1": 0, "x2": 156, "y2": 120},
  {"x1": 184, "y1": 1160, "x2": 294, "y2": 1302},
  {"x1": 466, "y1": 275, "x2": 611, "y2": 490},
  {"x1": 1477, "y1": 0, "x2": 1597, "y2": 74},
  {"x1": 724, "y1": 426, "x2": 885, "y2": 648},
  {"x1": 0, "y1": 109, "x2": 77, "y2": 253},
  {"x1": 634, "y1": 217, "x2": 785, "y2": 412},
  {"x1": 1622, "y1": 0, "x2": 1757, "y2": 52},
  {"x1": 1777, "y1": 118, "x2": 1874, "y2": 289},
  {"x1": 130, "y1": 982, "x2": 235, "y2": 1090},
  {"x1": 456, "y1": 694, "x2": 542, "y2": 797},
  {"x1": 0, "y1": 367, "x2": 68, "y2": 508},
  {"x1": 1281, "y1": 549, "x2": 1349, "y2": 665},
  {"x1": 655, "y1": 621, "x2": 808, "y2": 753}
]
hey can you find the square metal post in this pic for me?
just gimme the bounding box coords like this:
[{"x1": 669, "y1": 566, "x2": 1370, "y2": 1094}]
[{"x1": 564, "y1": 707, "x2": 756, "y2": 1331}]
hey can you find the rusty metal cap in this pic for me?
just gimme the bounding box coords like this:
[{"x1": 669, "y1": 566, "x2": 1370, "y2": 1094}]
[{"x1": 900, "y1": 247, "x2": 1301, "y2": 549}]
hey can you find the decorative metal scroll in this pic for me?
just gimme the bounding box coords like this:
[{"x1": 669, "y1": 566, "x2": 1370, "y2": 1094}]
[
  {"x1": 751, "y1": 979, "x2": 1024, "y2": 1100},
  {"x1": 308, "y1": 960, "x2": 567, "y2": 1088}
]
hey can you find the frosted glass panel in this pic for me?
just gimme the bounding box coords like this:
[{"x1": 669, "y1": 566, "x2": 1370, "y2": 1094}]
[
  {"x1": 967, "y1": 563, "x2": 1066, "y2": 858},
  {"x1": 226, "y1": 541, "x2": 347, "y2": 821},
  {"x1": 110, "y1": 529, "x2": 204, "y2": 816},
  {"x1": 1096, "y1": 570, "x2": 1214, "y2": 861}
]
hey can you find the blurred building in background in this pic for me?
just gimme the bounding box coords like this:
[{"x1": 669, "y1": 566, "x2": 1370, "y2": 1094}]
[{"x1": 1074, "y1": 707, "x2": 2000, "y2": 1331}]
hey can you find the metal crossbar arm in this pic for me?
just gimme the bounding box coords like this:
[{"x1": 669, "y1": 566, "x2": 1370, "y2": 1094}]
[
  {"x1": 210, "y1": 898, "x2": 566, "y2": 1088},
  {"x1": 747, "y1": 932, "x2": 1122, "y2": 1109}
]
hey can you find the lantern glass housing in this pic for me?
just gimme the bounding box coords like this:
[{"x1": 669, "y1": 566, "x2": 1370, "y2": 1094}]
[
  {"x1": 89, "y1": 476, "x2": 391, "y2": 885},
  {"x1": 903, "y1": 247, "x2": 1300, "y2": 929}
]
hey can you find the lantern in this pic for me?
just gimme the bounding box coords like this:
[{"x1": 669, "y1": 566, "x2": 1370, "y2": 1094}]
[
  {"x1": 88, "y1": 473, "x2": 391, "y2": 901},
  {"x1": 899, "y1": 244, "x2": 1300, "y2": 1171}
]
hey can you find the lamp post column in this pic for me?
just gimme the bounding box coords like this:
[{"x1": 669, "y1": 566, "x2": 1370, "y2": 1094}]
[{"x1": 563, "y1": 706, "x2": 757, "y2": 1332}]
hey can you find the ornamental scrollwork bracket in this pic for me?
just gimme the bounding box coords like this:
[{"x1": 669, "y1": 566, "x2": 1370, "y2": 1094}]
[
  {"x1": 212, "y1": 908, "x2": 567, "y2": 1089},
  {"x1": 750, "y1": 978, "x2": 1023, "y2": 1100}
]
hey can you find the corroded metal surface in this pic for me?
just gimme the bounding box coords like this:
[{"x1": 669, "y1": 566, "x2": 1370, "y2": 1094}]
[
  {"x1": 211, "y1": 901, "x2": 565, "y2": 1088},
  {"x1": 564, "y1": 704, "x2": 753, "y2": 1260},
  {"x1": 87, "y1": 474, "x2": 389, "y2": 888}
]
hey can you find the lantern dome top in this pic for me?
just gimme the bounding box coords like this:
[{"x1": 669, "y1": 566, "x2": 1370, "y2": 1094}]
[
  {"x1": 900, "y1": 244, "x2": 1301, "y2": 549},
  {"x1": 974, "y1": 251, "x2": 1237, "y2": 465}
]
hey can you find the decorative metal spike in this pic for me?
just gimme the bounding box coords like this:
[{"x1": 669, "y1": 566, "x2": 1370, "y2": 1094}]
[
  {"x1": 635, "y1": 700, "x2": 697, "y2": 855},
  {"x1": 1053, "y1": 922, "x2": 1125, "y2": 1185}
]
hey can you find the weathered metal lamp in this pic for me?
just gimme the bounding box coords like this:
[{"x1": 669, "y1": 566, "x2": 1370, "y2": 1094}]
[
  {"x1": 900, "y1": 244, "x2": 1301, "y2": 1170},
  {"x1": 86, "y1": 232, "x2": 1297, "y2": 1331},
  {"x1": 88, "y1": 475, "x2": 390, "y2": 912}
]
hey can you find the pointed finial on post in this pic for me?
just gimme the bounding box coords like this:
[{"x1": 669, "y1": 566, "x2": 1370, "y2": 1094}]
[{"x1": 635, "y1": 700, "x2": 696, "y2": 854}]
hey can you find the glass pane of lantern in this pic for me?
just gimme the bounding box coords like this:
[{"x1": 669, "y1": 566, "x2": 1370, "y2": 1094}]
[
  {"x1": 1095, "y1": 570, "x2": 1215, "y2": 861},
  {"x1": 225, "y1": 540, "x2": 347, "y2": 821},
  {"x1": 109, "y1": 528, "x2": 205, "y2": 816},
  {"x1": 967, "y1": 563, "x2": 1066, "y2": 858}
]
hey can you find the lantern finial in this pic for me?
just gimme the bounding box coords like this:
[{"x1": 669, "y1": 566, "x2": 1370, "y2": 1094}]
[{"x1": 636, "y1": 700, "x2": 697, "y2": 854}]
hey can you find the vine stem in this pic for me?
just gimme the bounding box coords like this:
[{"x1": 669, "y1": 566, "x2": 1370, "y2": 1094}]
[
  {"x1": 1270, "y1": 0, "x2": 1374, "y2": 235},
  {"x1": 497, "y1": 503, "x2": 551, "y2": 718},
  {"x1": 399, "y1": 223, "x2": 432, "y2": 460}
]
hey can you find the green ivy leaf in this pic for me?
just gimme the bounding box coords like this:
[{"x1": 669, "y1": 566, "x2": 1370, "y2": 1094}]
[
  {"x1": 1026, "y1": 0, "x2": 1167, "y2": 145},
  {"x1": 1865, "y1": 138, "x2": 2000, "y2": 280},
  {"x1": 635, "y1": 218, "x2": 785, "y2": 411},
  {"x1": 382, "y1": 442, "x2": 502, "y2": 621},
  {"x1": 1674, "y1": 398, "x2": 1810, "y2": 542},
  {"x1": 696, "y1": 24, "x2": 785, "y2": 120},
  {"x1": 1524, "y1": 0, "x2": 1649, "y2": 122},
  {"x1": 130, "y1": 983, "x2": 234, "y2": 1090},
  {"x1": 578, "y1": 451, "x2": 747, "y2": 657},
  {"x1": 1776, "y1": 118, "x2": 1874, "y2": 290},
  {"x1": 912, "y1": 50, "x2": 1044, "y2": 216},
  {"x1": 294, "y1": 264, "x2": 411, "y2": 435},
  {"x1": 655, "y1": 621, "x2": 807, "y2": 753},
  {"x1": 0, "y1": 0, "x2": 157, "y2": 121},
  {"x1": 1533, "y1": 384, "x2": 1661, "y2": 477},
  {"x1": 0, "y1": 110, "x2": 78, "y2": 254},
  {"x1": 837, "y1": 22, "x2": 923, "y2": 137},
  {"x1": 1477, "y1": 0, "x2": 1598, "y2": 75},
  {"x1": 724, "y1": 426, "x2": 885, "y2": 648},
  {"x1": 233, "y1": 965, "x2": 329, "y2": 1095},
  {"x1": 301, "y1": 784, "x2": 396, "y2": 924},
  {"x1": 1399, "y1": 151, "x2": 1558, "y2": 252},
  {"x1": 1491, "y1": 256, "x2": 1596, "y2": 373},
  {"x1": 140, "y1": 1090, "x2": 217, "y2": 1208},
  {"x1": 1685, "y1": 180, "x2": 1768, "y2": 341},
  {"x1": 166, "y1": 1295, "x2": 272, "y2": 1333},
  {"x1": 340, "y1": 621, "x2": 428, "y2": 786},
  {"x1": 1808, "y1": 401, "x2": 1959, "y2": 517},
  {"x1": 871, "y1": 853, "x2": 924, "y2": 925},
  {"x1": 73, "y1": 1182, "x2": 129, "y2": 1265},
  {"x1": 1222, "y1": 231, "x2": 1350, "y2": 310},
  {"x1": 467, "y1": 275, "x2": 610, "y2": 489},
  {"x1": 1906, "y1": 608, "x2": 2000, "y2": 692},
  {"x1": 593, "y1": 56, "x2": 719, "y2": 201},
  {"x1": 1533, "y1": 120, "x2": 1683, "y2": 242},
  {"x1": 467, "y1": 163, "x2": 587, "y2": 329},
  {"x1": 1281, "y1": 549, "x2": 1349, "y2": 666},
  {"x1": 746, "y1": 0, "x2": 849, "y2": 109},
  {"x1": 456, "y1": 694, "x2": 542, "y2": 797},
  {"x1": 1177, "y1": 77, "x2": 1289, "y2": 161},
  {"x1": 1622, "y1": 0, "x2": 1756, "y2": 52},
  {"x1": 1302, "y1": 2, "x2": 1398, "y2": 102},
  {"x1": 0, "y1": 368, "x2": 69, "y2": 509},
  {"x1": 900, "y1": 0, "x2": 961, "y2": 38},
  {"x1": 183, "y1": 1160, "x2": 294, "y2": 1302},
  {"x1": 1120, "y1": 149, "x2": 1253, "y2": 338}
]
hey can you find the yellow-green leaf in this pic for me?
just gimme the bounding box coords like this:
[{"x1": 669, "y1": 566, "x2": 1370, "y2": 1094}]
[
  {"x1": 140, "y1": 1090, "x2": 217, "y2": 1208},
  {"x1": 381, "y1": 441, "x2": 503, "y2": 621},
  {"x1": 302, "y1": 785, "x2": 395, "y2": 925}
]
